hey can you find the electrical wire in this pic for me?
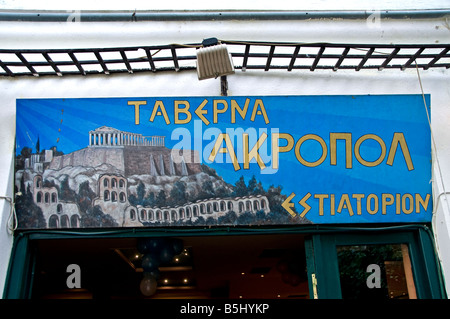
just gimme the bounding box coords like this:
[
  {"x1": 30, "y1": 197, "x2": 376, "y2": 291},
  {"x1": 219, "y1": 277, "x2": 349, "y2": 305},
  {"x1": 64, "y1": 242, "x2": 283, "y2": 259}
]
[
  {"x1": 415, "y1": 61, "x2": 450, "y2": 292},
  {"x1": 0, "y1": 195, "x2": 17, "y2": 235},
  {"x1": 414, "y1": 61, "x2": 450, "y2": 213}
]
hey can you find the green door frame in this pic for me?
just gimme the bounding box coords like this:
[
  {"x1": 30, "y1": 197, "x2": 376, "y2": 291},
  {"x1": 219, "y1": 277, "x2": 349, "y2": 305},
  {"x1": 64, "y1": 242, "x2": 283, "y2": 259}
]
[
  {"x1": 3, "y1": 224, "x2": 446, "y2": 299},
  {"x1": 305, "y1": 226, "x2": 446, "y2": 299},
  {"x1": 3, "y1": 234, "x2": 35, "y2": 299}
]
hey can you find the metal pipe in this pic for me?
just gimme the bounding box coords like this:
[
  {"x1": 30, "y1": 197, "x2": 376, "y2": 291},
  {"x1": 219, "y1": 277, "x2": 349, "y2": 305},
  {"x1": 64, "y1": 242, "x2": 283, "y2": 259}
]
[
  {"x1": 0, "y1": 9, "x2": 449, "y2": 22},
  {"x1": 220, "y1": 76, "x2": 228, "y2": 96}
]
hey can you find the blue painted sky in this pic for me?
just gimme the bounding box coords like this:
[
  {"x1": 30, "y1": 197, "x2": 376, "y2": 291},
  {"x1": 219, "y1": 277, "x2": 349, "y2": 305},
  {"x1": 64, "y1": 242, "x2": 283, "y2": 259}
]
[{"x1": 16, "y1": 95, "x2": 432, "y2": 223}]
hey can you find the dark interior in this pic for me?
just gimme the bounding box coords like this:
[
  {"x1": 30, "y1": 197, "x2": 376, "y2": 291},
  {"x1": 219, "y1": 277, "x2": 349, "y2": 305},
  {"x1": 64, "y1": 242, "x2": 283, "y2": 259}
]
[{"x1": 31, "y1": 232, "x2": 309, "y2": 299}]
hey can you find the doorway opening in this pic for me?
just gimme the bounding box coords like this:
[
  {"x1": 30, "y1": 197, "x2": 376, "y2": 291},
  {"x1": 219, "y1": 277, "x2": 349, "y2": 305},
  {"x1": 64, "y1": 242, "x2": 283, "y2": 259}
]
[{"x1": 31, "y1": 233, "x2": 309, "y2": 299}]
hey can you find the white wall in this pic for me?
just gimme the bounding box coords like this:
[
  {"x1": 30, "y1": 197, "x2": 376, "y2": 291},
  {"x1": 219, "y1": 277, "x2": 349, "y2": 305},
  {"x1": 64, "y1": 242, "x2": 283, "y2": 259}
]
[{"x1": 1, "y1": 15, "x2": 450, "y2": 296}]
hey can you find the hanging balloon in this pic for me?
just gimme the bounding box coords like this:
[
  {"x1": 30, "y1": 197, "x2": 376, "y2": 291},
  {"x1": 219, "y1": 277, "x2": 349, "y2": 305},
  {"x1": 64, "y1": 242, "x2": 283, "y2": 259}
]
[
  {"x1": 290, "y1": 274, "x2": 302, "y2": 287},
  {"x1": 146, "y1": 269, "x2": 160, "y2": 280},
  {"x1": 281, "y1": 272, "x2": 293, "y2": 285},
  {"x1": 140, "y1": 274, "x2": 157, "y2": 297},
  {"x1": 148, "y1": 238, "x2": 166, "y2": 252},
  {"x1": 172, "y1": 238, "x2": 184, "y2": 255},
  {"x1": 159, "y1": 244, "x2": 175, "y2": 264},
  {"x1": 137, "y1": 238, "x2": 152, "y2": 254},
  {"x1": 141, "y1": 253, "x2": 160, "y2": 272}
]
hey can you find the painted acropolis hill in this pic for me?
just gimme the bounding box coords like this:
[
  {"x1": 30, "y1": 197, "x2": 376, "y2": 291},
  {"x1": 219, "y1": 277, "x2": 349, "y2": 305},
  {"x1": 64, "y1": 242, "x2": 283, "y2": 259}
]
[
  {"x1": 18, "y1": 126, "x2": 270, "y2": 229},
  {"x1": 50, "y1": 126, "x2": 201, "y2": 177}
]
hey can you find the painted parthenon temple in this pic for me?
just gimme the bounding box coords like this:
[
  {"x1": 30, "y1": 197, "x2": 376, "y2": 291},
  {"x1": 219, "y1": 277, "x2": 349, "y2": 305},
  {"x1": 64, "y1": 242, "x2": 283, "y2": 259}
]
[{"x1": 89, "y1": 126, "x2": 165, "y2": 147}]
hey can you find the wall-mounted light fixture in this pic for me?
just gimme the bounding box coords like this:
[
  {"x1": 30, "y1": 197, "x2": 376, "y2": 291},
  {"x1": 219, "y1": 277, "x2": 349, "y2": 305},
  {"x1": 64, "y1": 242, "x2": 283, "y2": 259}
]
[{"x1": 196, "y1": 38, "x2": 235, "y2": 81}]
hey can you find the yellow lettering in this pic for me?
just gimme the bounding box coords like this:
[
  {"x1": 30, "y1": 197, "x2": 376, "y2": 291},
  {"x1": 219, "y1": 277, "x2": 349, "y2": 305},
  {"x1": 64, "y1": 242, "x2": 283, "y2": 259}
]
[
  {"x1": 367, "y1": 194, "x2": 378, "y2": 214},
  {"x1": 213, "y1": 100, "x2": 228, "y2": 124},
  {"x1": 387, "y1": 132, "x2": 414, "y2": 171},
  {"x1": 282, "y1": 193, "x2": 297, "y2": 217},
  {"x1": 208, "y1": 133, "x2": 240, "y2": 171},
  {"x1": 337, "y1": 194, "x2": 354, "y2": 216},
  {"x1": 330, "y1": 194, "x2": 336, "y2": 215},
  {"x1": 127, "y1": 100, "x2": 147, "y2": 125},
  {"x1": 271, "y1": 133, "x2": 294, "y2": 170},
  {"x1": 299, "y1": 193, "x2": 312, "y2": 218},
  {"x1": 231, "y1": 99, "x2": 250, "y2": 123},
  {"x1": 195, "y1": 99, "x2": 210, "y2": 126},
  {"x1": 314, "y1": 194, "x2": 328, "y2": 216},
  {"x1": 243, "y1": 132, "x2": 268, "y2": 170},
  {"x1": 174, "y1": 100, "x2": 192, "y2": 124},
  {"x1": 295, "y1": 134, "x2": 328, "y2": 167},
  {"x1": 352, "y1": 194, "x2": 365, "y2": 215},
  {"x1": 354, "y1": 134, "x2": 386, "y2": 167},
  {"x1": 330, "y1": 133, "x2": 352, "y2": 168},
  {"x1": 402, "y1": 194, "x2": 414, "y2": 214},
  {"x1": 250, "y1": 99, "x2": 270, "y2": 124},
  {"x1": 396, "y1": 193, "x2": 401, "y2": 214},
  {"x1": 382, "y1": 193, "x2": 394, "y2": 215},
  {"x1": 149, "y1": 100, "x2": 170, "y2": 124},
  {"x1": 415, "y1": 193, "x2": 431, "y2": 213}
]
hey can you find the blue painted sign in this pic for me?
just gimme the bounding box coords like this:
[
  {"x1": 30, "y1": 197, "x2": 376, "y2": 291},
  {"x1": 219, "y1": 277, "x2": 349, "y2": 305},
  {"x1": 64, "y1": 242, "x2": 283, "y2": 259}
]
[{"x1": 14, "y1": 95, "x2": 431, "y2": 229}]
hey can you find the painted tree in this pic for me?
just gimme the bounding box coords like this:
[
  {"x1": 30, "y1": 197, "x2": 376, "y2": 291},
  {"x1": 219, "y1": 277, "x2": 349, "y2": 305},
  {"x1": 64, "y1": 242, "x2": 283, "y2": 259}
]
[
  {"x1": 155, "y1": 189, "x2": 167, "y2": 207},
  {"x1": 233, "y1": 176, "x2": 248, "y2": 197},
  {"x1": 169, "y1": 180, "x2": 187, "y2": 206}
]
